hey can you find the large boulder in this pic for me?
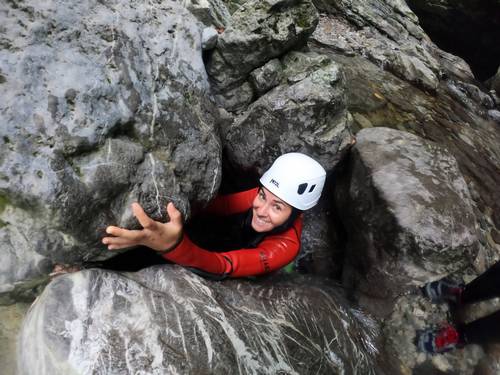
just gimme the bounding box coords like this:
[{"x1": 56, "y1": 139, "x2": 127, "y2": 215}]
[
  {"x1": 0, "y1": 0, "x2": 221, "y2": 297},
  {"x1": 336, "y1": 128, "x2": 478, "y2": 313},
  {"x1": 206, "y1": 0, "x2": 319, "y2": 91},
  {"x1": 223, "y1": 51, "x2": 353, "y2": 174},
  {"x1": 18, "y1": 266, "x2": 385, "y2": 374}
]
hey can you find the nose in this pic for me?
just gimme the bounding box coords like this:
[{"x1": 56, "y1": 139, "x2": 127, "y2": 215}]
[{"x1": 255, "y1": 201, "x2": 270, "y2": 217}]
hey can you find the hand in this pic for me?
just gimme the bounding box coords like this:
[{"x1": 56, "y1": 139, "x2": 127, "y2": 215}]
[{"x1": 102, "y1": 202, "x2": 183, "y2": 252}]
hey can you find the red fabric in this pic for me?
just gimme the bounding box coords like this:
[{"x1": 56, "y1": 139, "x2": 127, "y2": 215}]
[
  {"x1": 162, "y1": 188, "x2": 302, "y2": 277},
  {"x1": 202, "y1": 187, "x2": 258, "y2": 216}
]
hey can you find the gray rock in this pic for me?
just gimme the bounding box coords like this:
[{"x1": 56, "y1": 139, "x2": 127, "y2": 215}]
[
  {"x1": 297, "y1": 197, "x2": 340, "y2": 278},
  {"x1": 185, "y1": 0, "x2": 232, "y2": 27},
  {"x1": 0, "y1": 0, "x2": 221, "y2": 297},
  {"x1": 224, "y1": 52, "x2": 353, "y2": 174},
  {"x1": 310, "y1": 7, "x2": 474, "y2": 84},
  {"x1": 213, "y1": 81, "x2": 254, "y2": 113},
  {"x1": 206, "y1": 0, "x2": 319, "y2": 90},
  {"x1": 202, "y1": 27, "x2": 219, "y2": 50},
  {"x1": 386, "y1": 52, "x2": 439, "y2": 92},
  {"x1": 19, "y1": 266, "x2": 384, "y2": 374},
  {"x1": 0, "y1": 219, "x2": 51, "y2": 299},
  {"x1": 249, "y1": 59, "x2": 283, "y2": 96},
  {"x1": 457, "y1": 82, "x2": 495, "y2": 109},
  {"x1": 445, "y1": 80, "x2": 495, "y2": 111},
  {"x1": 336, "y1": 128, "x2": 478, "y2": 312},
  {"x1": 488, "y1": 110, "x2": 500, "y2": 123},
  {"x1": 0, "y1": 303, "x2": 31, "y2": 375},
  {"x1": 489, "y1": 66, "x2": 500, "y2": 96},
  {"x1": 281, "y1": 50, "x2": 331, "y2": 82}
]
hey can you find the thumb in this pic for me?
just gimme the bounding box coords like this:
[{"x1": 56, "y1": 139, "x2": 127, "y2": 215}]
[
  {"x1": 166, "y1": 202, "x2": 182, "y2": 225},
  {"x1": 132, "y1": 202, "x2": 155, "y2": 229}
]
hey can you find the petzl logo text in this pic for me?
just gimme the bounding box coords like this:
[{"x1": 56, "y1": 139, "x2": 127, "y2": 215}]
[{"x1": 270, "y1": 179, "x2": 279, "y2": 188}]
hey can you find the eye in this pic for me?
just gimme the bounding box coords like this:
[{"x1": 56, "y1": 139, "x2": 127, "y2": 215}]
[
  {"x1": 259, "y1": 190, "x2": 265, "y2": 200},
  {"x1": 274, "y1": 204, "x2": 282, "y2": 211}
]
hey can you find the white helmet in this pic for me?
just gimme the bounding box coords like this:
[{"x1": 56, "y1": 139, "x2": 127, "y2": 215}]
[{"x1": 260, "y1": 153, "x2": 326, "y2": 210}]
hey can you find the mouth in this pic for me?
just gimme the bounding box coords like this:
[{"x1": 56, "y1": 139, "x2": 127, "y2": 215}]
[{"x1": 254, "y1": 216, "x2": 270, "y2": 226}]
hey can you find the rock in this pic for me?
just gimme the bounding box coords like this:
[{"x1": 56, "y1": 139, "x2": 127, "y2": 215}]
[
  {"x1": 202, "y1": 27, "x2": 219, "y2": 50},
  {"x1": 385, "y1": 293, "x2": 486, "y2": 375},
  {"x1": 0, "y1": 303, "x2": 31, "y2": 375},
  {"x1": 206, "y1": 0, "x2": 319, "y2": 90},
  {"x1": 0, "y1": 213, "x2": 51, "y2": 299},
  {"x1": 489, "y1": 66, "x2": 500, "y2": 96},
  {"x1": 18, "y1": 266, "x2": 385, "y2": 374},
  {"x1": 310, "y1": 8, "x2": 474, "y2": 83},
  {"x1": 213, "y1": 81, "x2": 254, "y2": 113},
  {"x1": 223, "y1": 51, "x2": 352, "y2": 174},
  {"x1": 386, "y1": 53, "x2": 439, "y2": 92},
  {"x1": 297, "y1": 197, "x2": 339, "y2": 278},
  {"x1": 185, "y1": 0, "x2": 231, "y2": 27},
  {"x1": 0, "y1": 0, "x2": 221, "y2": 299},
  {"x1": 488, "y1": 110, "x2": 500, "y2": 123},
  {"x1": 248, "y1": 58, "x2": 283, "y2": 96},
  {"x1": 336, "y1": 127, "x2": 478, "y2": 313}
]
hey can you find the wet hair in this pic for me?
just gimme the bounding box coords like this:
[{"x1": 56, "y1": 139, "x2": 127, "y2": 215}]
[{"x1": 242, "y1": 204, "x2": 301, "y2": 248}]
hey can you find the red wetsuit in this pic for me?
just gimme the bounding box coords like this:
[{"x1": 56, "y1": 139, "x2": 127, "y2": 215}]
[{"x1": 161, "y1": 187, "x2": 302, "y2": 278}]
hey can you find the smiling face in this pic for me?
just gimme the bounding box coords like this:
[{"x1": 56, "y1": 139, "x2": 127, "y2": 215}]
[{"x1": 251, "y1": 187, "x2": 293, "y2": 232}]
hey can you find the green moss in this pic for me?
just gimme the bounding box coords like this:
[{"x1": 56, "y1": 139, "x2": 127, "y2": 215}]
[
  {"x1": 296, "y1": 10, "x2": 312, "y2": 29},
  {"x1": 0, "y1": 275, "x2": 50, "y2": 306},
  {"x1": 0, "y1": 195, "x2": 9, "y2": 214},
  {"x1": 183, "y1": 90, "x2": 193, "y2": 104}
]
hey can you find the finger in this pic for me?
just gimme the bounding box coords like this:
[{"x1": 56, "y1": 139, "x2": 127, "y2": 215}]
[
  {"x1": 107, "y1": 242, "x2": 136, "y2": 250},
  {"x1": 166, "y1": 202, "x2": 183, "y2": 224},
  {"x1": 105, "y1": 226, "x2": 143, "y2": 240},
  {"x1": 132, "y1": 203, "x2": 155, "y2": 229},
  {"x1": 102, "y1": 236, "x2": 137, "y2": 246}
]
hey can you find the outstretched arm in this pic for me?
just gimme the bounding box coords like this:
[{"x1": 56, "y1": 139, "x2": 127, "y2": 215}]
[
  {"x1": 102, "y1": 202, "x2": 183, "y2": 252},
  {"x1": 102, "y1": 199, "x2": 302, "y2": 278},
  {"x1": 161, "y1": 218, "x2": 302, "y2": 278}
]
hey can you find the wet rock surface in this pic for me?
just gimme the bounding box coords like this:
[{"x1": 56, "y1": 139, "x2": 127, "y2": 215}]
[
  {"x1": 19, "y1": 267, "x2": 383, "y2": 375},
  {"x1": 336, "y1": 128, "x2": 478, "y2": 313},
  {"x1": 0, "y1": 0, "x2": 221, "y2": 295}
]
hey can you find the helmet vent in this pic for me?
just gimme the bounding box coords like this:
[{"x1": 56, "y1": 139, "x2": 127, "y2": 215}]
[
  {"x1": 308, "y1": 184, "x2": 316, "y2": 193},
  {"x1": 297, "y1": 183, "x2": 308, "y2": 195}
]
